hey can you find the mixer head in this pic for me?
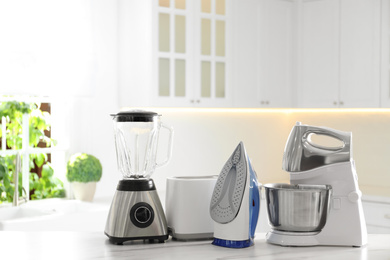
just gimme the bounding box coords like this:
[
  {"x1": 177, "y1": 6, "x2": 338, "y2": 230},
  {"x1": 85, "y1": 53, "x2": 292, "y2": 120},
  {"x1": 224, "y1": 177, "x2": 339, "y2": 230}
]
[{"x1": 282, "y1": 122, "x2": 352, "y2": 172}]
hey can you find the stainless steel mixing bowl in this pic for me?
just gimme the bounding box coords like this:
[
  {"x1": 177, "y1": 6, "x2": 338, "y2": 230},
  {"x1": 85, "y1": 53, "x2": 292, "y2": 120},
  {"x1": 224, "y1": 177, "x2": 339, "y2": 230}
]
[{"x1": 264, "y1": 183, "x2": 332, "y2": 232}]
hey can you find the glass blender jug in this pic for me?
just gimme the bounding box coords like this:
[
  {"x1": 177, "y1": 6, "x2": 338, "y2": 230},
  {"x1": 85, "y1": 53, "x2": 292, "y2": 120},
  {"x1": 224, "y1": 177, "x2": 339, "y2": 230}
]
[{"x1": 112, "y1": 110, "x2": 173, "y2": 179}]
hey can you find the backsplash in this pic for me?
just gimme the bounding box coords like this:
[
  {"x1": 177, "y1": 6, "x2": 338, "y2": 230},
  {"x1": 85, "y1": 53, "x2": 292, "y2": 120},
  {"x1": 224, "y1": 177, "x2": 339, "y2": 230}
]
[{"x1": 127, "y1": 108, "x2": 390, "y2": 197}]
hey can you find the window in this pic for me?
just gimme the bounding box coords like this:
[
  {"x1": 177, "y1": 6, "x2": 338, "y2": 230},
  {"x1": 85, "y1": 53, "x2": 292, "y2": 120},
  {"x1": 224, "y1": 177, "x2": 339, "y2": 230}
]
[{"x1": 0, "y1": 97, "x2": 65, "y2": 203}]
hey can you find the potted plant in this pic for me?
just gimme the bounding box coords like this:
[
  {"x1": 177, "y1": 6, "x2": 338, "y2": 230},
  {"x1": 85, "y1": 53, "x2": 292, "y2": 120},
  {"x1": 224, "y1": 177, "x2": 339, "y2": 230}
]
[{"x1": 66, "y1": 153, "x2": 102, "y2": 202}]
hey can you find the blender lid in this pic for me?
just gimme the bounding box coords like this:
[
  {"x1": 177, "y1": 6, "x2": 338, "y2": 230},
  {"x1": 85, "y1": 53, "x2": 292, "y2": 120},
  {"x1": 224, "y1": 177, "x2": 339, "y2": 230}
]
[{"x1": 112, "y1": 110, "x2": 159, "y2": 122}]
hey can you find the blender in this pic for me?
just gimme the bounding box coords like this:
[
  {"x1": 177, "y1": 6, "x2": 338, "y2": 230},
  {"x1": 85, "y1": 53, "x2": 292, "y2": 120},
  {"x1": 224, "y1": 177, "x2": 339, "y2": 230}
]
[{"x1": 104, "y1": 110, "x2": 173, "y2": 245}]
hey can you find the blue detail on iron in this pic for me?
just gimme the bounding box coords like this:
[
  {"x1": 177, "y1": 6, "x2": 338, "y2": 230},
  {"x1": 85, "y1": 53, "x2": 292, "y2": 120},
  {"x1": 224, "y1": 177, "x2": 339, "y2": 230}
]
[
  {"x1": 212, "y1": 238, "x2": 253, "y2": 248},
  {"x1": 248, "y1": 156, "x2": 260, "y2": 240}
]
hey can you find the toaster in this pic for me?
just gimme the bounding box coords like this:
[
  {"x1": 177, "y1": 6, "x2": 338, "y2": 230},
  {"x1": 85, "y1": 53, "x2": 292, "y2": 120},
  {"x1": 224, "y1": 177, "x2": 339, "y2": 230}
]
[{"x1": 166, "y1": 176, "x2": 217, "y2": 240}]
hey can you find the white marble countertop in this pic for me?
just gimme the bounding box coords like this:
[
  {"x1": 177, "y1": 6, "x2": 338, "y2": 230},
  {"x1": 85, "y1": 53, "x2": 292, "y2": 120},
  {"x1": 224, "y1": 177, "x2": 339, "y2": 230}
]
[{"x1": 1, "y1": 232, "x2": 389, "y2": 260}]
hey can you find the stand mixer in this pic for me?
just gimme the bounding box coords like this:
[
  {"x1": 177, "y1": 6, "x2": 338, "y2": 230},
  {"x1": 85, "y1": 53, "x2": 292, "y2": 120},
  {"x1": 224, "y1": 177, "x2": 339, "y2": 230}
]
[
  {"x1": 104, "y1": 110, "x2": 173, "y2": 245},
  {"x1": 265, "y1": 122, "x2": 367, "y2": 247}
]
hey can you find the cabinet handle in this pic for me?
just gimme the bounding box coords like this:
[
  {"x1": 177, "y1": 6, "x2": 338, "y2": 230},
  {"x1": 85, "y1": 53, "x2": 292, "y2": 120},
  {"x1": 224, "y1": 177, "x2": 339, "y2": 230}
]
[
  {"x1": 196, "y1": 100, "x2": 200, "y2": 103},
  {"x1": 339, "y1": 101, "x2": 344, "y2": 106},
  {"x1": 265, "y1": 101, "x2": 269, "y2": 105},
  {"x1": 333, "y1": 101, "x2": 337, "y2": 106},
  {"x1": 261, "y1": 101, "x2": 264, "y2": 105},
  {"x1": 385, "y1": 214, "x2": 390, "y2": 220},
  {"x1": 190, "y1": 100, "x2": 194, "y2": 103}
]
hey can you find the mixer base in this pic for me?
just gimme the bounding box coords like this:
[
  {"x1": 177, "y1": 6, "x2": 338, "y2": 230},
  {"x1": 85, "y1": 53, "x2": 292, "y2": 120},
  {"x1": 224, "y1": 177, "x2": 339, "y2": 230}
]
[{"x1": 266, "y1": 230, "x2": 321, "y2": 247}]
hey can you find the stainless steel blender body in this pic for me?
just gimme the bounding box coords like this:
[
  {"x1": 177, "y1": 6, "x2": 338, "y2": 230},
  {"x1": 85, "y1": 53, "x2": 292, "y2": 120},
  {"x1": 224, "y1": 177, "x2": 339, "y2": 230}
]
[{"x1": 105, "y1": 178, "x2": 168, "y2": 244}]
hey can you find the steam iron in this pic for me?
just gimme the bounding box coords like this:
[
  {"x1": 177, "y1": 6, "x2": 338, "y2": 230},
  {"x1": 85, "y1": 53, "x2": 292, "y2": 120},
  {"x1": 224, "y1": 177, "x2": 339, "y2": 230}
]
[
  {"x1": 266, "y1": 122, "x2": 367, "y2": 247},
  {"x1": 210, "y1": 142, "x2": 260, "y2": 248}
]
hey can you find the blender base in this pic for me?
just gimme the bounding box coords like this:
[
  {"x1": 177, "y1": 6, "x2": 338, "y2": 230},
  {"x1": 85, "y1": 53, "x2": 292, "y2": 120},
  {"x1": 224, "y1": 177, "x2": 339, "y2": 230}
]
[
  {"x1": 105, "y1": 232, "x2": 169, "y2": 245},
  {"x1": 104, "y1": 179, "x2": 169, "y2": 245}
]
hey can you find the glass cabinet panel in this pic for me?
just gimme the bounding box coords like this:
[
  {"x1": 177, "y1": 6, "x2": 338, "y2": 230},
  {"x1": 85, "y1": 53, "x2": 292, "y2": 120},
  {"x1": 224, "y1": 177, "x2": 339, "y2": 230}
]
[
  {"x1": 159, "y1": 58, "x2": 170, "y2": 96},
  {"x1": 175, "y1": 0, "x2": 186, "y2": 9},
  {"x1": 159, "y1": 0, "x2": 170, "y2": 7},
  {"x1": 216, "y1": 62, "x2": 225, "y2": 97},
  {"x1": 201, "y1": 61, "x2": 211, "y2": 97},
  {"x1": 201, "y1": 0, "x2": 211, "y2": 13},
  {"x1": 175, "y1": 15, "x2": 186, "y2": 53},
  {"x1": 175, "y1": 59, "x2": 186, "y2": 96},
  {"x1": 201, "y1": 19, "x2": 211, "y2": 55},
  {"x1": 159, "y1": 13, "x2": 170, "y2": 52},
  {"x1": 216, "y1": 0, "x2": 225, "y2": 15},
  {"x1": 215, "y1": 20, "x2": 225, "y2": 56}
]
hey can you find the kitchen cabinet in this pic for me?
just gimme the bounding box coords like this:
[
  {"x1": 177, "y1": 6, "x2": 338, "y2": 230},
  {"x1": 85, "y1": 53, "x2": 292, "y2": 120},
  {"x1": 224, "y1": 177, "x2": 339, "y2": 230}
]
[
  {"x1": 381, "y1": 0, "x2": 390, "y2": 108},
  {"x1": 119, "y1": 0, "x2": 294, "y2": 109},
  {"x1": 362, "y1": 197, "x2": 390, "y2": 234},
  {"x1": 152, "y1": 0, "x2": 233, "y2": 108},
  {"x1": 232, "y1": 0, "x2": 294, "y2": 108},
  {"x1": 258, "y1": 0, "x2": 294, "y2": 108},
  {"x1": 118, "y1": 0, "x2": 382, "y2": 109},
  {"x1": 118, "y1": 0, "x2": 233, "y2": 108},
  {"x1": 297, "y1": 0, "x2": 381, "y2": 108}
]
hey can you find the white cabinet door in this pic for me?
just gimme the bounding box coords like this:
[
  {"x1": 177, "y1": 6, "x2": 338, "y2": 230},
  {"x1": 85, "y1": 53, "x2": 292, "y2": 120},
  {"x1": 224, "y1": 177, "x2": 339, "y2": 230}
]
[
  {"x1": 339, "y1": 0, "x2": 380, "y2": 108},
  {"x1": 298, "y1": 0, "x2": 340, "y2": 108},
  {"x1": 232, "y1": 0, "x2": 294, "y2": 108},
  {"x1": 232, "y1": 0, "x2": 260, "y2": 107},
  {"x1": 258, "y1": 0, "x2": 294, "y2": 108},
  {"x1": 381, "y1": 0, "x2": 390, "y2": 108},
  {"x1": 118, "y1": 0, "x2": 232, "y2": 108},
  {"x1": 118, "y1": 0, "x2": 153, "y2": 108},
  {"x1": 193, "y1": 0, "x2": 233, "y2": 108},
  {"x1": 363, "y1": 200, "x2": 390, "y2": 234},
  {"x1": 152, "y1": 1, "x2": 196, "y2": 107},
  {"x1": 152, "y1": 0, "x2": 232, "y2": 108},
  {"x1": 298, "y1": 0, "x2": 380, "y2": 108}
]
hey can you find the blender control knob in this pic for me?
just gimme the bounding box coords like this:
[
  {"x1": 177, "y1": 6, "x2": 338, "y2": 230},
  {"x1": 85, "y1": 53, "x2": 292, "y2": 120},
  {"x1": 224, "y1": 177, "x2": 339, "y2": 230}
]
[
  {"x1": 135, "y1": 206, "x2": 152, "y2": 223},
  {"x1": 130, "y1": 202, "x2": 155, "y2": 228}
]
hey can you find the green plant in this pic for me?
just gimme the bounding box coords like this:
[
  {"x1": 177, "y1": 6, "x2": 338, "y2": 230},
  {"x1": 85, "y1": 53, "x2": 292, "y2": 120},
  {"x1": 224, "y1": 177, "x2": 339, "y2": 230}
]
[
  {"x1": 66, "y1": 153, "x2": 102, "y2": 183},
  {"x1": 30, "y1": 163, "x2": 65, "y2": 200},
  {"x1": 0, "y1": 101, "x2": 65, "y2": 203},
  {"x1": 0, "y1": 156, "x2": 15, "y2": 201}
]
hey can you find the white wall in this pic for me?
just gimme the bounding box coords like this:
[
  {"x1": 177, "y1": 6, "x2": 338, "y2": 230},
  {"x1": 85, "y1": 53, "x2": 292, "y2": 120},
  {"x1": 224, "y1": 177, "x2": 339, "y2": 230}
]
[
  {"x1": 0, "y1": 0, "x2": 120, "y2": 198},
  {"x1": 66, "y1": 0, "x2": 120, "y2": 198},
  {"x1": 115, "y1": 108, "x2": 390, "y2": 199}
]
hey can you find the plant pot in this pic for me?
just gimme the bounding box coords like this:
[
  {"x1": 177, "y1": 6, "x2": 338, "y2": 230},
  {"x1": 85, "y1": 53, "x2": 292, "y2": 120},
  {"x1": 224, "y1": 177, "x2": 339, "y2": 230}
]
[{"x1": 71, "y1": 182, "x2": 97, "y2": 202}]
